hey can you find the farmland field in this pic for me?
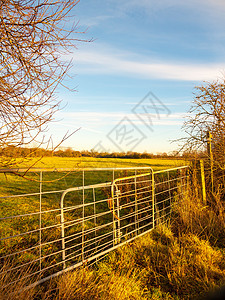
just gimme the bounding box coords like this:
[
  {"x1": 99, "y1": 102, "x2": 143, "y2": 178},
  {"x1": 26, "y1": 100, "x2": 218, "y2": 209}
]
[
  {"x1": 0, "y1": 157, "x2": 186, "y2": 196},
  {"x1": 12, "y1": 156, "x2": 187, "y2": 170},
  {"x1": 0, "y1": 157, "x2": 187, "y2": 289}
]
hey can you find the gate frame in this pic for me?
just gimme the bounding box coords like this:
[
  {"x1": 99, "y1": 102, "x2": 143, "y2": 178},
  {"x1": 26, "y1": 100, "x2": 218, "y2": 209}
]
[
  {"x1": 111, "y1": 169, "x2": 154, "y2": 244},
  {"x1": 0, "y1": 165, "x2": 189, "y2": 290}
]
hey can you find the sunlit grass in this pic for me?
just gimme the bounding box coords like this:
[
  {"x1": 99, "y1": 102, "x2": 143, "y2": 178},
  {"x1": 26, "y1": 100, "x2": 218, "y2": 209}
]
[
  {"x1": 3, "y1": 222, "x2": 224, "y2": 299},
  {"x1": 13, "y1": 156, "x2": 186, "y2": 171},
  {"x1": 3, "y1": 158, "x2": 223, "y2": 300}
]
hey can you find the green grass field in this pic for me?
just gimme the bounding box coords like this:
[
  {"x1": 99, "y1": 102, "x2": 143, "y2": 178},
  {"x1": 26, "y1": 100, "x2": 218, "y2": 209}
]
[
  {"x1": 0, "y1": 157, "x2": 188, "y2": 297},
  {"x1": 0, "y1": 157, "x2": 186, "y2": 198},
  {"x1": 1, "y1": 157, "x2": 225, "y2": 299},
  {"x1": 12, "y1": 156, "x2": 186, "y2": 170}
]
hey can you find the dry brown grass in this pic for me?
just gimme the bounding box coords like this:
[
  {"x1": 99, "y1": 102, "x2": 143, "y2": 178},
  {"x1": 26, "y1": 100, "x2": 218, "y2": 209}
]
[
  {"x1": 0, "y1": 262, "x2": 38, "y2": 300},
  {"x1": 173, "y1": 168, "x2": 225, "y2": 248},
  {"x1": 1, "y1": 166, "x2": 225, "y2": 299}
]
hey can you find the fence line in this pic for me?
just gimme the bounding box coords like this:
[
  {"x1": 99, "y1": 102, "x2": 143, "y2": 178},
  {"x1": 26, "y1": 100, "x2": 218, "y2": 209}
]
[{"x1": 0, "y1": 166, "x2": 189, "y2": 289}]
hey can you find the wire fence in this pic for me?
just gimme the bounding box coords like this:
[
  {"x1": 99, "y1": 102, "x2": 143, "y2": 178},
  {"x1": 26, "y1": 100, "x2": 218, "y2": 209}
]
[{"x1": 0, "y1": 166, "x2": 189, "y2": 289}]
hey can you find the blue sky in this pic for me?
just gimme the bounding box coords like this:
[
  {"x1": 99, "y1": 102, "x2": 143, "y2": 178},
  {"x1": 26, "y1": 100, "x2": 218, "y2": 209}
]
[{"x1": 49, "y1": 0, "x2": 225, "y2": 154}]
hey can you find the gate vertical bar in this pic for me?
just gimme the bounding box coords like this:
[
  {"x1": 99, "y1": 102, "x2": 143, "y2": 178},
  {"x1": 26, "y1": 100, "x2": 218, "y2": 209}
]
[
  {"x1": 179, "y1": 169, "x2": 183, "y2": 200},
  {"x1": 116, "y1": 189, "x2": 121, "y2": 243},
  {"x1": 152, "y1": 170, "x2": 155, "y2": 229},
  {"x1": 39, "y1": 171, "x2": 42, "y2": 273},
  {"x1": 180, "y1": 169, "x2": 185, "y2": 199},
  {"x1": 112, "y1": 170, "x2": 115, "y2": 247},
  {"x1": 93, "y1": 187, "x2": 97, "y2": 254},
  {"x1": 163, "y1": 172, "x2": 165, "y2": 222},
  {"x1": 167, "y1": 171, "x2": 172, "y2": 212},
  {"x1": 177, "y1": 169, "x2": 182, "y2": 201},
  {"x1": 60, "y1": 192, "x2": 66, "y2": 269},
  {"x1": 112, "y1": 183, "x2": 116, "y2": 246},
  {"x1": 134, "y1": 170, "x2": 138, "y2": 236},
  {"x1": 82, "y1": 170, "x2": 85, "y2": 263}
]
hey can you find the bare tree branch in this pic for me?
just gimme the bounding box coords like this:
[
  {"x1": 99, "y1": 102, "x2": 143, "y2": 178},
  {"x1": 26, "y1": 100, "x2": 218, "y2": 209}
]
[
  {"x1": 0, "y1": 0, "x2": 91, "y2": 168},
  {"x1": 180, "y1": 79, "x2": 225, "y2": 171}
]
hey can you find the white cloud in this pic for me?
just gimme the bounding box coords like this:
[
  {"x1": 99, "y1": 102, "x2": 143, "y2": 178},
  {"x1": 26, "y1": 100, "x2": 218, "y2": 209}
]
[
  {"x1": 69, "y1": 46, "x2": 225, "y2": 81},
  {"x1": 50, "y1": 110, "x2": 188, "y2": 152},
  {"x1": 119, "y1": 0, "x2": 225, "y2": 12},
  {"x1": 79, "y1": 15, "x2": 115, "y2": 27},
  {"x1": 56, "y1": 110, "x2": 187, "y2": 127}
]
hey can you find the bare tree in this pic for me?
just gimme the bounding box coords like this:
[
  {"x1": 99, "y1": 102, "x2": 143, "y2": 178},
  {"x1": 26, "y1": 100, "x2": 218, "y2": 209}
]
[
  {"x1": 181, "y1": 78, "x2": 225, "y2": 193},
  {"x1": 0, "y1": 0, "x2": 89, "y2": 167}
]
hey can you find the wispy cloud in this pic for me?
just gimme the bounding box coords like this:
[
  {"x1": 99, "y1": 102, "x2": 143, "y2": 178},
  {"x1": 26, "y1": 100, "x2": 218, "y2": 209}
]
[
  {"x1": 78, "y1": 15, "x2": 115, "y2": 27},
  {"x1": 56, "y1": 110, "x2": 188, "y2": 127},
  {"x1": 69, "y1": 45, "x2": 225, "y2": 81},
  {"x1": 118, "y1": 0, "x2": 225, "y2": 13}
]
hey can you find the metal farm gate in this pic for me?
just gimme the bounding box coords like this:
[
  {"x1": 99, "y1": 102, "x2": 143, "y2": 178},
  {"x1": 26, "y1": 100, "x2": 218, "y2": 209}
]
[{"x1": 0, "y1": 166, "x2": 189, "y2": 289}]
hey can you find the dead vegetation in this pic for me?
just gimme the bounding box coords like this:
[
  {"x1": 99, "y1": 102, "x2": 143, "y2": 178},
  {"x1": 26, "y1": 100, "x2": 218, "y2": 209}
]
[{"x1": 1, "y1": 165, "x2": 225, "y2": 300}]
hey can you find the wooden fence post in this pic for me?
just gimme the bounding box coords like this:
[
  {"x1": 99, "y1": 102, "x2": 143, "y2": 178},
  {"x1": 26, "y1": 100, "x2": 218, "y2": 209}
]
[
  {"x1": 207, "y1": 131, "x2": 214, "y2": 193},
  {"x1": 200, "y1": 159, "x2": 206, "y2": 205}
]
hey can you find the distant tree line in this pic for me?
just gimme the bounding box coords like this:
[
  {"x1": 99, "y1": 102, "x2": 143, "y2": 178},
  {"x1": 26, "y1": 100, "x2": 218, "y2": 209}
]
[
  {"x1": 0, "y1": 146, "x2": 53, "y2": 158},
  {"x1": 0, "y1": 146, "x2": 194, "y2": 159}
]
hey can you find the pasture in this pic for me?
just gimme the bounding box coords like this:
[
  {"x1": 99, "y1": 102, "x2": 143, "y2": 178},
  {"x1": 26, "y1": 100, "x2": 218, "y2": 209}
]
[
  {"x1": 1, "y1": 157, "x2": 225, "y2": 300},
  {"x1": 13, "y1": 156, "x2": 186, "y2": 170},
  {"x1": 0, "y1": 157, "x2": 187, "y2": 290},
  {"x1": 0, "y1": 156, "x2": 185, "y2": 198}
]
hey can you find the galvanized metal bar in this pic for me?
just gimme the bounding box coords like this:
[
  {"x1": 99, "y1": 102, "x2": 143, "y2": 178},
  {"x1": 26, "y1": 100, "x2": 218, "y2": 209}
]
[
  {"x1": 65, "y1": 221, "x2": 113, "y2": 246},
  {"x1": 64, "y1": 210, "x2": 112, "y2": 230},
  {"x1": 1, "y1": 165, "x2": 189, "y2": 292},
  {"x1": 60, "y1": 182, "x2": 112, "y2": 195},
  {"x1": 167, "y1": 171, "x2": 171, "y2": 212},
  {"x1": 134, "y1": 170, "x2": 138, "y2": 236},
  {"x1": 39, "y1": 171, "x2": 42, "y2": 273},
  {"x1": 111, "y1": 182, "x2": 116, "y2": 247},
  {"x1": 93, "y1": 187, "x2": 97, "y2": 255},
  {"x1": 60, "y1": 189, "x2": 66, "y2": 269},
  {"x1": 0, "y1": 166, "x2": 153, "y2": 174},
  {"x1": 113, "y1": 171, "x2": 152, "y2": 184},
  {"x1": 116, "y1": 187, "x2": 121, "y2": 244},
  {"x1": 152, "y1": 170, "x2": 155, "y2": 229},
  {"x1": 154, "y1": 165, "x2": 189, "y2": 174},
  {"x1": 24, "y1": 218, "x2": 157, "y2": 291},
  {"x1": 179, "y1": 169, "x2": 184, "y2": 200},
  {"x1": 82, "y1": 170, "x2": 85, "y2": 263}
]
